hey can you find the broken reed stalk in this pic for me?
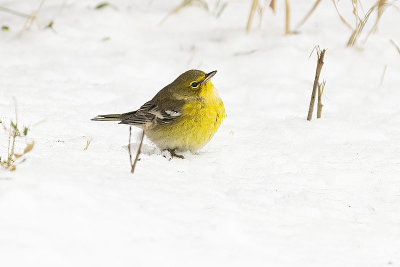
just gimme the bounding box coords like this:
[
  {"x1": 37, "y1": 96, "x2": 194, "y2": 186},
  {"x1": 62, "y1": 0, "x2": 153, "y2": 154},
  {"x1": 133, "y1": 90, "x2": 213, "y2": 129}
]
[
  {"x1": 317, "y1": 80, "x2": 326, "y2": 119},
  {"x1": 285, "y1": 0, "x2": 290, "y2": 34},
  {"x1": 307, "y1": 48, "x2": 326, "y2": 121}
]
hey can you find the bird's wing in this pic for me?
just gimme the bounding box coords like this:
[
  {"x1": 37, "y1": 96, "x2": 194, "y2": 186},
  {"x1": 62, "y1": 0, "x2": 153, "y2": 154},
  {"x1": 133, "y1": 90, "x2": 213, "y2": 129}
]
[{"x1": 119, "y1": 100, "x2": 182, "y2": 127}]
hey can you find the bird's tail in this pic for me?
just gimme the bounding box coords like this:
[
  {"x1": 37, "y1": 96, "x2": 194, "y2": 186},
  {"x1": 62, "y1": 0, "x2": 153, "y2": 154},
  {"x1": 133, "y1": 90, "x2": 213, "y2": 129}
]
[{"x1": 91, "y1": 114, "x2": 122, "y2": 122}]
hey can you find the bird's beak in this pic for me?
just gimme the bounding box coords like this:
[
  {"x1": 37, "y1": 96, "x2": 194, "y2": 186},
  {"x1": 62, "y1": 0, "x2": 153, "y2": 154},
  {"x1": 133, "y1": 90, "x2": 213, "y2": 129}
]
[{"x1": 202, "y1": 70, "x2": 217, "y2": 84}]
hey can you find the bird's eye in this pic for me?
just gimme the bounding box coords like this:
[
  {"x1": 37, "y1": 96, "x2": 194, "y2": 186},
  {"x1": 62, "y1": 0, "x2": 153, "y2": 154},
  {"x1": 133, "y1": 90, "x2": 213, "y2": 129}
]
[{"x1": 190, "y1": 81, "x2": 199, "y2": 88}]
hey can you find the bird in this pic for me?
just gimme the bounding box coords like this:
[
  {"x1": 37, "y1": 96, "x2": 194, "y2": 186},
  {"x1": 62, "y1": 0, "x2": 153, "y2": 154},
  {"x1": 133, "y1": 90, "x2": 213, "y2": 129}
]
[{"x1": 91, "y1": 69, "x2": 225, "y2": 158}]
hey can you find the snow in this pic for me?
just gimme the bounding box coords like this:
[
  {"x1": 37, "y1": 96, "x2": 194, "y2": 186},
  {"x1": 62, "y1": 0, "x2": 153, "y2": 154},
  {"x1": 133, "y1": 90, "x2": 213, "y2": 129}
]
[{"x1": 1, "y1": 0, "x2": 400, "y2": 266}]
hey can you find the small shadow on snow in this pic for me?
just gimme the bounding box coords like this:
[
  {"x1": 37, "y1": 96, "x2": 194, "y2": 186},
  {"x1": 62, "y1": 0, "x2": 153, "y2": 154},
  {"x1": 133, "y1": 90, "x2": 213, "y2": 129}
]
[
  {"x1": 123, "y1": 143, "x2": 159, "y2": 156},
  {"x1": 122, "y1": 143, "x2": 195, "y2": 160}
]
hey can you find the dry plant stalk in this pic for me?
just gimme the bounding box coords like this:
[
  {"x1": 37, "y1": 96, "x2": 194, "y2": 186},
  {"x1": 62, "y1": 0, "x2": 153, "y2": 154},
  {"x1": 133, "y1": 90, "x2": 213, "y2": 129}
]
[
  {"x1": 351, "y1": 0, "x2": 362, "y2": 25},
  {"x1": 0, "y1": 6, "x2": 30, "y2": 18},
  {"x1": 246, "y1": 0, "x2": 259, "y2": 33},
  {"x1": 128, "y1": 127, "x2": 145, "y2": 174},
  {"x1": 83, "y1": 136, "x2": 92, "y2": 151},
  {"x1": 331, "y1": 0, "x2": 353, "y2": 30},
  {"x1": 370, "y1": 0, "x2": 386, "y2": 33},
  {"x1": 347, "y1": 0, "x2": 391, "y2": 47},
  {"x1": 317, "y1": 80, "x2": 326, "y2": 119},
  {"x1": 285, "y1": 0, "x2": 290, "y2": 34},
  {"x1": 295, "y1": 0, "x2": 322, "y2": 30},
  {"x1": 160, "y1": 0, "x2": 208, "y2": 25},
  {"x1": 19, "y1": 0, "x2": 47, "y2": 35},
  {"x1": 295, "y1": 0, "x2": 353, "y2": 32},
  {"x1": 380, "y1": 65, "x2": 387, "y2": 86},
  {"x1": 269, "y1": 0, "x2": 276, "y2": 13},
  {"x1": 246, "y1": 0, "x2": 288, "y2": 34},
  {"x1": 390, "y1": 40, "x2": 400, "y2": 55},
  {"x1": 0, "y1": 104, "x2": 34, "y2": 171},
  {"x1": 347, "y1": 7, "x2": 373, "y2": 46},
  {"x1": 307, "y1": 47, "x2": 326, "y2": 121}
]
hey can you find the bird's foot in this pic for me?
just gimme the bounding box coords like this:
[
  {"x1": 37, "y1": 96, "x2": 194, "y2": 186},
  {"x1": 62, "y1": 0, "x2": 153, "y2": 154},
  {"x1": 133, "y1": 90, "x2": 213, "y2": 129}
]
[{"x1": 166, "y1": 149, "x2": 185, "y2": 160}]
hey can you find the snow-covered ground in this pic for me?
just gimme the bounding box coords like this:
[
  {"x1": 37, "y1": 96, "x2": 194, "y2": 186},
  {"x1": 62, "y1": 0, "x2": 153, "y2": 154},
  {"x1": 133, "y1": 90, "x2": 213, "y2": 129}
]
[{"x1": 1, "y1": 0, "x2": 400, "y2": 266}]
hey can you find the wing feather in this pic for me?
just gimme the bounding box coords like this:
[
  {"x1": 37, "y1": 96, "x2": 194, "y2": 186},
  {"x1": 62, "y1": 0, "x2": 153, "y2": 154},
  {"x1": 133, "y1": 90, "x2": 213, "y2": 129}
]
[{"x1": 119, "y1": 100, "x2": 182, "y2": 127}]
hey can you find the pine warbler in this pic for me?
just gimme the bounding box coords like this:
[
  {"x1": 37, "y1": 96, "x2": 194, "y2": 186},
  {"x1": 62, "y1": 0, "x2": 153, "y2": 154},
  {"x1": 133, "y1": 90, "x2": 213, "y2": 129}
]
[{"x1": 92, "y1": 69, "x2": 225, "y2": 158}]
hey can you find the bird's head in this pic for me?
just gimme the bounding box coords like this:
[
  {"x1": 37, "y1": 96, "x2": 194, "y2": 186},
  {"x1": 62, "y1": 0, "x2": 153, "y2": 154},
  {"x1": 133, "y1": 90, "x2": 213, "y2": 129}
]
[{"x1": 170, "y1": 69, "x2": 217, "y2": 98}]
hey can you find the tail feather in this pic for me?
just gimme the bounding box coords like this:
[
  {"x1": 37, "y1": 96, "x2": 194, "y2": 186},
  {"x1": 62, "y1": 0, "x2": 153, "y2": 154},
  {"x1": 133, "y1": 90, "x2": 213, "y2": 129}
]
[{"x1": 91, "y1": 114, "x2": 122, "y2": 121}]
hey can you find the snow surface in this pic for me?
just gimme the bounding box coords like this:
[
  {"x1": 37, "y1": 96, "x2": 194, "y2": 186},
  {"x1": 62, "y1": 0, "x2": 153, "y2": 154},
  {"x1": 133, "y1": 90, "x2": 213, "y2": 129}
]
[{"x1": 1, "y1": 0, "x2": 400, "y2": 266}]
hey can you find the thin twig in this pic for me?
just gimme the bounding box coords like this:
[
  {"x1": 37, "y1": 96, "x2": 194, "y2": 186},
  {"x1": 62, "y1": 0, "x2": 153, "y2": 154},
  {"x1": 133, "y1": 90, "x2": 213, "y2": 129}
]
[
  {"x1": 307, "y1": 47, "x2": 326, "y2": 121},
  {"x1": 131, "y1": 130, "x2": 145, "y2": 174},
  {"x1": 317, "y1": 80, "x2": 326, "y2": 119},
  {"x1": 128, "y1": 126, "x2": 133, "y2": 167}
]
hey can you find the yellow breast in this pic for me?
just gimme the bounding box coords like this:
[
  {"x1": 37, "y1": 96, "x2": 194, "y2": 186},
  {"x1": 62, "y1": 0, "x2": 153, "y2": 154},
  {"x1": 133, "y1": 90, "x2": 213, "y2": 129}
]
[{"x1": 147, "y1": 83, "x2": 225, "y2": 152}]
